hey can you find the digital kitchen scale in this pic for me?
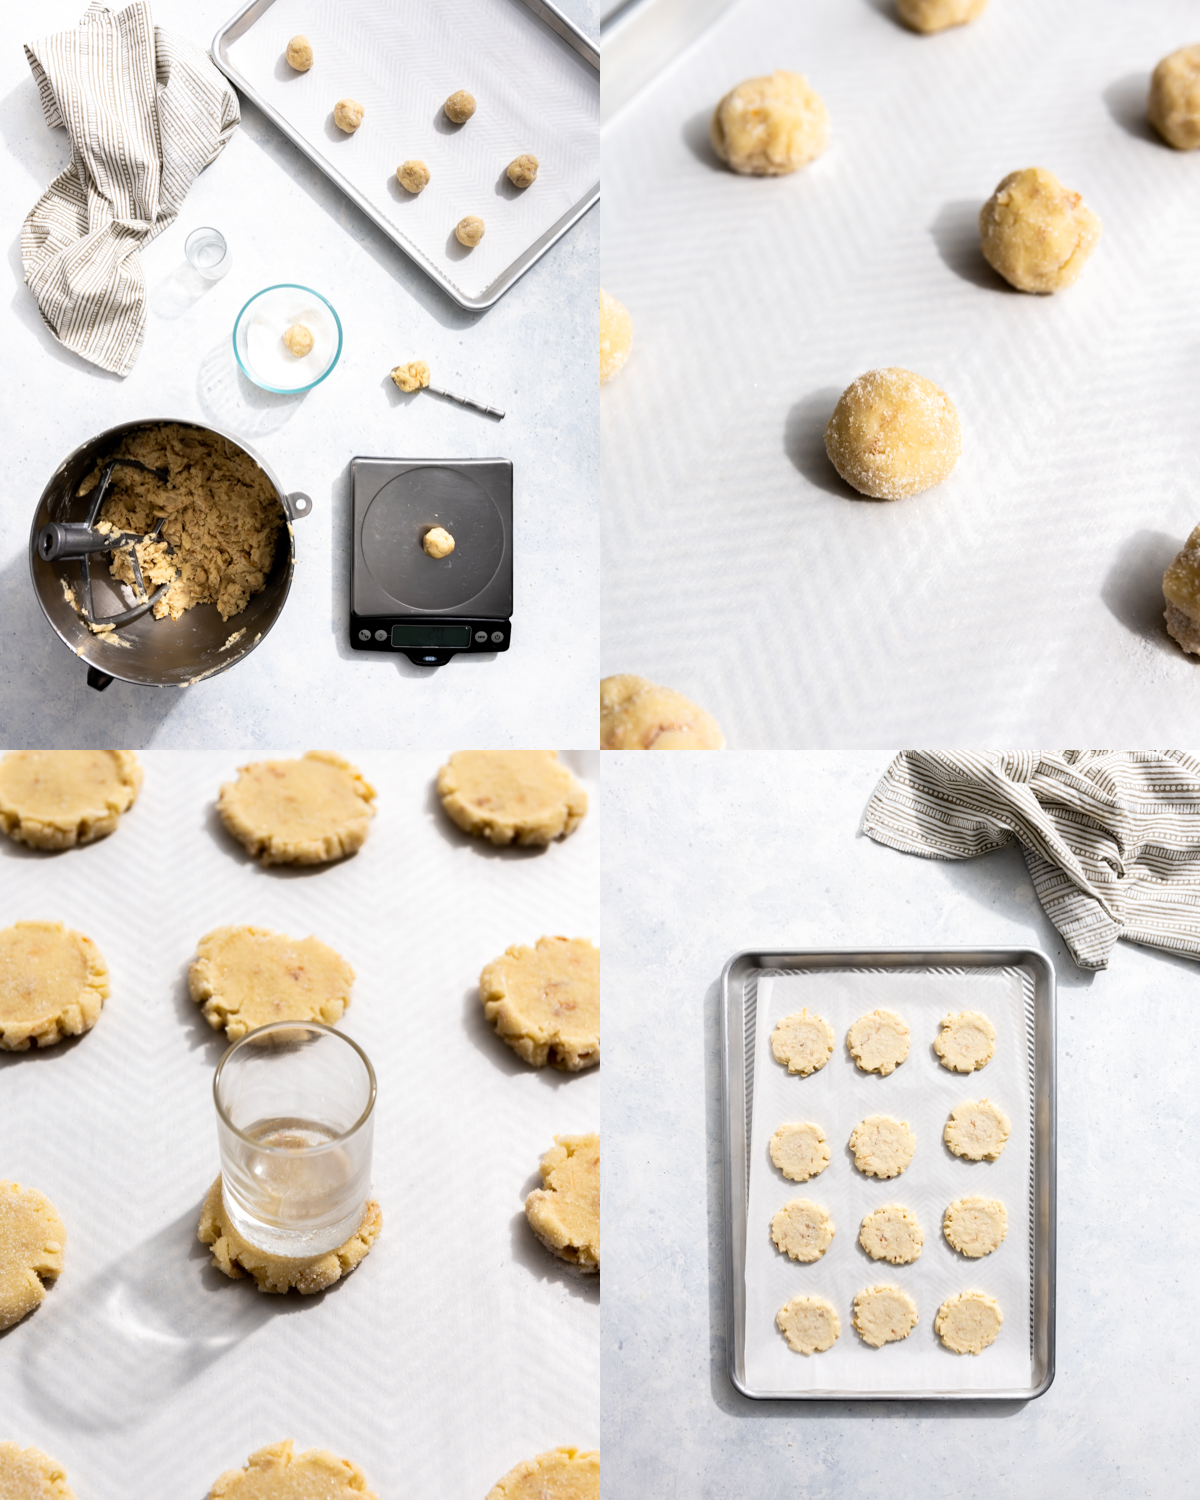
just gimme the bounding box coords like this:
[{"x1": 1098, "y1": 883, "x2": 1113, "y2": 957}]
[{"x1": 349, "y1": 457, "x2": 513, "y2": 665}]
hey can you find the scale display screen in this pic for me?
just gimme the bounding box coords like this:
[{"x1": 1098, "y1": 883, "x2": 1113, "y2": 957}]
[{"x1": 390, "y1": 624, "x2": 473, "y2": 649}]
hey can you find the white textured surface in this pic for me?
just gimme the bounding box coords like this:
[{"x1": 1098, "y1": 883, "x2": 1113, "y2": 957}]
[
  {"x1": 605, "y1": 752, "x2": 1200, "y2": 1495},
  {"x1": 0, "y1": 749, "x2": 598, "y2": 1498},
  {"x1": 601, "y1": 0, "x2": 1200, "y2": 745},
  {"x1": 0, "y1": 0, "x2": 597, "y2": 749}
]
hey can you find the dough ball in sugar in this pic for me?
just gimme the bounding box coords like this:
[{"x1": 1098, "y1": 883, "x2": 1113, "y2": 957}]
[
  {"x1": 824, "y1": 368, "x2": 962, "y2": 500},
  {"x1": 507, "y1": 154, "x2": 539, "y2": 188},
  {"x1": 285, "y1": 35, "x2": 313, "y2": 71},
  {"x1": 896, "y1": 0, "x2": 988, "y2": 33},
  {"x1": 445, "y1": 89, "x2": 476, "y2": 123},
  {"x1": 599, "y1": 289, "x2": 633, "y2": 386},
  {"x1": 333, "y1": 98, "x2": 364, "y2": 132},
  {"x1": 1164, "y1": 524, "x2": 1200, "y2": 654},
  {"x1": 1148, "y1": 44, "x2": 1200, "y2": 149},
  {"x1": 455, "y1": 215, "x2": 485, "y2": 247},
  {"x1": 770, "y1": 1006, "x2": 835, "y2": 1075},
  {"x1": 979, "y1": 166, "x2": 1101, "y2": 293},
  {"x1": 397, "y1": 159, "x2": 430, "y2": 193},
  {"x1": 423, "y1": 527, "x2": 454, "y2": 559},
  {"x1": 600, "y1": 674, "x2": 724, "y2": 750},
  {"x1": 710, "y1": 70, "x2": 829, "y2": 176},
  {"x1": 283, "y1": 324, "x2": 313, "y2": 357}
]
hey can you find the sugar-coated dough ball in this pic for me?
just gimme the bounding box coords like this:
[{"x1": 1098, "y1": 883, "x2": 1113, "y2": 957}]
[
  {"x1": 397, "y1": 159, "x2": 430, "y2": 192},
  {"x1": 507, "y1": 153, "x2": 539, "y2": 188},
  {"x1": 1163, "y1": 524, "x2": 1200, "y2": 653},
  {"x1": 333, "y1": 98, "x2": 364, "y2": 132},
  {"x1": 283, "y1": 323, "x2": 313, "y2": 357},
  {"x1": 445, "y1": 89, "x2": 476, "y2": 123},
  {"x1": 710, "y1": 70, "x2": 829, "y2": 176},
  {"x1": 285, "y1": 34, "x2": 313, "y2": 71},
  {"x1": 896, "y1": 0, "x2": 988, "y2": 33},
  {"x1": 599, "y1": 288, "x2": 632, "y2": 386},
  {"x1": 423, "y1": 526, "x2": 454, "y2": 559},
  {"x1": 455, "y1": 215, "x2": 485, "y2": 247},
  {"x1": 1148, "y1": 44, "x2": 1200, "y2": 148},
  {"x1": 391, "y1": 360, "x2": 430, "y2": 392},
  {"x1": 979, "y1": 167, "x2": 1101, "y2": 293},
  {"x1": 825, "y1": 367, "x2": 961, "y2": 500},
  {"x1": 600, "y1": 674, "x2": 724, "y2": 749}
]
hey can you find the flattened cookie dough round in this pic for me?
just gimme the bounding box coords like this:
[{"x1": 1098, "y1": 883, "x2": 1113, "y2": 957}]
[
  {"x1": 436, "y1": 750, "x2": 588, "y2": 846},
  {"x1": 217, "y1": 751, "x2": 376, "y2": 867},
  {"x1": 896, "y1": 0, "x2": 987, "y2": 32},
  {"x1": 944, "y1": 1098, "x2": 1010, "y2": 1161},
  {"x1": 479, "y1": 935, "x2": 599, "y2": 1070},
  {"x1": 859, "y1": 1203, "x2": 923, "y2": 1264},
  {"x1": 600, "y1": 674, "x2": 724, "y2": 750},
  {"x1": 979, "y1": 167, "x2": 1101, "y2": 293},
  {"x1": 0, "y1": 919, "x2": 110, "y2": 1051},
  {"x1": 770, "y1": 1198, "x2": 833, "y2": 1262},
  {"x1": 0, "y1": 749, "x2": 142, "y2": 850},
  {"x1": 207, "y1": 1439, "x2": 378, "y2": 1498},
  {"x1": 846, "y1": 1008, "x2": 910, "y2": 1075},
  {"x1": 849, "y1": 1115, "x2": 916, "y2": 1179},
  {"x1": 599, "y1": 289, "x2": 632, "y2": 386},
  {"x1": 825, "y1": 368, "x2": 961, "y2": 500},
  {"x1": 769, "y1": 1122, "x2": 830, "y2": 1183},
  {"x1": 188, "y1": 925, "x2": 355, "y2": 1041},
  {"x1": 524, "y1": 1134, "x2": 600, "y2": 1273},
  {"x1": 770, "y1": 1007, "x2": 835, "y2": 1075},
  {"x1": 198, "y1": 1179, "x2": 381, "y2": 1296},
  {"x1": 710, "y1": 70, "x2": 829, "y2": 176},
  {"x1": 852, "y1": 1284, "x2": 918, "y2": 1348},
  {"x1": 934, "y1": 1010, "x2": 995, "y2": 1073},
  {"x1": 776, "y1": 1294, "x2": 839, "y2": 1354},
  {"x1": 486, "y1": 1448, "x2": 600, "y2": 1500},
  {"x1": 0, "y1": 1181, "x2": 66, "y2": 1331},
  {"x1": 935, "y1": 1290, "x2": 1002, "y2": 1354},
  {"x1": 1148, "y1": 45, "x2": 1200, "y2": 150},
  {"x1": 0, "y1": 1442, "x2": 75, "y2": 1499},
  {"x1": 944, "y1": 1196, "x2": 1007, "y2": 1258}
]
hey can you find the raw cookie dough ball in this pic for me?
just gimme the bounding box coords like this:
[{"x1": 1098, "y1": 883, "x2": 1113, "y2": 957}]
[
  {"x1": 896, "y1": 0, "x2": 988, "y2": 33},
  {"x1": 600, "y1": 674, "x2": 724, "y2": 749},
  {"x1": 207, "y1": 1440, "x2": 378, "y2": 1498},
  {"x1": 486, "y1": 1449, "x2": 599, "y2": 1500},
  {"x1": 507, "y1": 153, "x2": 539, "y2": 188},
  {"x1": 770, "y1": 1198, "x2": 834, "y2": 1262},
  {"x1": 935, "y1": 1290, "x2": 1002, "y2": 1353},
  {"x1": 0, "y1": 1181, "x2": 65, "y2": 1331},
  {"x1": 0, "y1": 749, "x2": 142, "y2": 849},
  {"x1": 852, "y1": 1284, "x2": 919, "y2": 1348},
  {"x1": 825, "y1": 368, "x2": 962, "y2": 500},
  {"x1": 391, "y1": 359, "x2": 431, "y2": 392},
  {"x1": 455, "y1": 215, "x2": 485, "y2": 247},
  {"x1": 0, "y1": 1442, "x2": 74, "y2": 1499},
  {"x1": 423, "y1": 526, "x2": 455, "y2": 559},
  {"x1": 599, "y1": 289, "x2": 633, "y2": 386},
  {"x1": 397, "y1": 158, "x2": 430, "y2": 192},
  {"x1": 770, "y1": 1006, "x2": 835, "y2": 1075},
  {"x1": 216, "y1": 751, "x2": 376, "y2": 866},
  {"x1": 524, "y1": 1134, "x2": 600, "y2": 1273},
  {"x1": 188, "y1": 925, "x2": 355, "y2": 1041},
  {"x1": 934, "y1": 1010, "x2": 996, "y2": 1072},
  {"x1": 445, "y1": 89, "x2": 477, "y2": 123},
  {"x1": 1163, "y1": 524, "x2": 1200, "y2": 653},
  {"x1": 769, "y1": 1122, "x2": 830, "y2": 1182},
  {"x1": 710, "y1": 70, "x2": 829, "y2": 176},
  {"x1": 1148, "y1": 45, "x2": 1200, "y2": 149},
  {"x1": 479, "y1": 934, "x2": 600, "y2": 1070},
  {"x1": 333, "y1": 98, "x2": 364, "y2": 132},
  {"x1": 436, "y1": 750, "x2": 588, "y2": 846},
  {"x1": 846, "y1": 1007, "x2": 910, "y2": 1074},
  {"x1": 285, "y1": 34, "x2": 313, "y2": 71},
  {"x1": 979, "y1": 167, "x2": 1102, "y2": 293},
  {"x1": 776, "y1": 1294, "x2": 839, "y2": 1354},
  {"x1": 944, "y1": 1195, "x2": 1008, "y2": 1257},
  {"x1": 0, "y1": 919, "x2": 110, "y2": 1051},
  {"x1": 849, "y1": 1115, "x2": 916, "y2": 1179},
  {"x1": 944, "y1": 1098, "x2": 1011, "y2": 1161},
  {"x1": 283, "y1": 323, "x2": 313, "y2": 357},
  {"x1": 859, "y1": 1203, "x2": 924, "y2": 1264}
]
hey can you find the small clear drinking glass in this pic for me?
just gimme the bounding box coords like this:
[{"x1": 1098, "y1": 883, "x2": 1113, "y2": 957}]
[
  {"x1": 185, "y1": 226, "x2": 231, "y2": 281},
  {"x1": 213, "y1": 1021, "x2": 376, "y2": 1257}
]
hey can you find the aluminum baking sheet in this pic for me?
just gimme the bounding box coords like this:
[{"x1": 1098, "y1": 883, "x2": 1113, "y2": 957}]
[
  {"x1": 721, "y1": 947, "x2": 1055, "y2": 1400},
  {"x1": 213, "y1": 0, "x2": 599, "y2": 310},
  {"x1": 0, "y1": 750, "x2": 598, "y2": 1498}
]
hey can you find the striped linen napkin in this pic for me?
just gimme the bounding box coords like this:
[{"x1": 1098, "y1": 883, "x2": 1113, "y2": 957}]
[
  {"x1": 862, "y1": 751, "x2": 1200, "y2": 970},
  {"x1": 21, "y1": 1, "x2": 239, "y2": 377}
]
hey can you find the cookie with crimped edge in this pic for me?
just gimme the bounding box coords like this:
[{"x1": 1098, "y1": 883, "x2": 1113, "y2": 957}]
[
  {"x1": 485, "y1": 1447, "x2": 600, "y2": 1500},
  {"x1": 0, "y1": 750, "x2": 141, "y2": 850},
  {"x1": 859, "y1": 1203, "x2": 923, "y2": 1264},
  {"x1": 769, "y1": 1122, "x2": 829, "y2": 1182},
  {"x1": 436, "y1": 751, "x2": 587, "y2": 846},
  {"x1": 846, "y1": 1008, "x2": 910, "y2": 1074},
  {"x1": 776, "y1": 1294, "x2": 839, "y2": 1354},
  {"x1": 188, "y1": 925, "x2": 354, "y2": 1041},
  {"x1": 600, "y1": 674, "x2": 724, "y2": 750},
  {"x1": 0, "y1": 1442, "x2": 75, "y2": 1498},
  {"x1": 852, "y1": 1284, "x2": 919, "y2": 1348},
  {"x1": 479, "y1": 935, "x2": 599, "y2": 1070},
  {"x1": 935, "y1": 1290, "x2": 1003, "y2": 1354},
  {"x1": 770, "y1": 1198, "x2": 833, "y2": 1262},
  {"x1": 943, "y1": 1196, "x2": 1008, "y2": 1257},
  {"x1": 934, "y1": 1010, "x2": 995, "y2": 1073},
  {"x1": 198, "y1": 1178, "x2": 380, "y2": 1295},
  {"x1": 0, "y1": 920, "x2": 110, "y2": 1051},
  {"x1": 849, "y1": 1115, "x2": 916, "y2": 1178},
  {"x1": 944, "y1": 1098, "x2": 1010, "y2": 1161},
  {"x1": 208, "y1": 1439, "x2": 377, "y2": 1498},
  {"x1": 524, "y1": 1134, "x2": 599, "y2": 1274},
  {"x1": 217, "y1": 752, "x2": 376, "y2": 866},
  {"x1": 770, "y1": 1007, "x2": 834, "y2": 1075},
  {"x1": 0, "y1": 1181, "x2": 66, "y2": 1331}
]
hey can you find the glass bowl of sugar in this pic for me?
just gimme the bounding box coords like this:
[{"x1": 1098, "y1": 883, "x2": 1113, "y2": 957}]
[{"x1": 233, "y1": 284, "x2": 343, "y2": 394}]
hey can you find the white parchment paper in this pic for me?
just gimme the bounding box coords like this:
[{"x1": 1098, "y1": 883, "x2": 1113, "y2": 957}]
[{"x1": 744, "y1": 967, "x2": 1035, "y2": 1394}]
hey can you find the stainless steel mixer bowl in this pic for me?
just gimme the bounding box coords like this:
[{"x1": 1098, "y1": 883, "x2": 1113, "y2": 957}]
[{"x1": 29, "y1": 417, "x2": 311, "y2": 689}]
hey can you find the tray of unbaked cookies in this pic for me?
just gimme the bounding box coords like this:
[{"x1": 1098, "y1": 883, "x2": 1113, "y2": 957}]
[
  {"x1": 212, "y1": 0, "x2": 599, "y2": 309},
  {"x1": 721, "y1": 947, "x2": 1055, "y2": 1400}
]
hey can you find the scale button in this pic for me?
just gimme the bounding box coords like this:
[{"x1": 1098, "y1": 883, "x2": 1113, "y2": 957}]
[
  {"x1": 357, "y1": 629, "x2": 371, "y2": 642},
  {"x1": 374, "y1": 629, "x2": 387, "y2": 642},
  {"x1": 490, "y1": 630, "x2": 504, "y2": 643},
  {"x1": 474, "y1": 630, "x2": 487, "y2": 642}
]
